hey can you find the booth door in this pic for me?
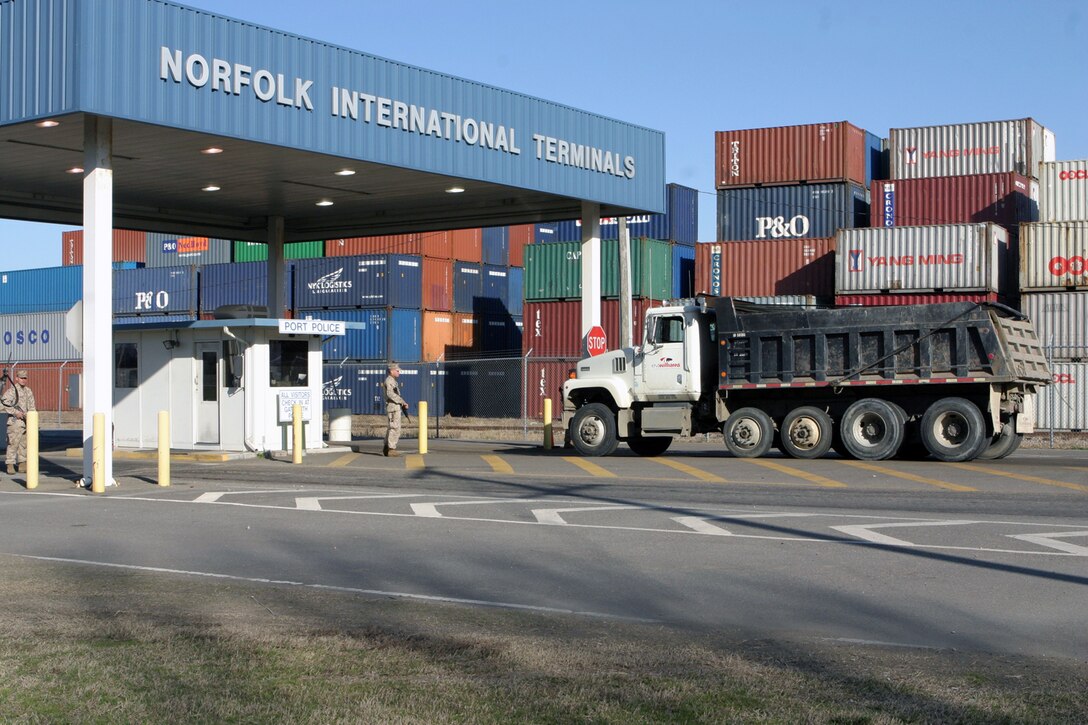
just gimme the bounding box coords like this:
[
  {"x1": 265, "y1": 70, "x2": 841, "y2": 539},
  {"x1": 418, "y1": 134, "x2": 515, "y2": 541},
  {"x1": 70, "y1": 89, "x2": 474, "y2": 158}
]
[{"x1": 196, "y1": 342, "x2": 221, "y2": 444}]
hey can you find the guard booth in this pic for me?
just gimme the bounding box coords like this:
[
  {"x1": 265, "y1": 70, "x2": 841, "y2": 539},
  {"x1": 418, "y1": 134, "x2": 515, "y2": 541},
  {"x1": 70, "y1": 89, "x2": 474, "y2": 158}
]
[{"x1": 112, "y1": 316, "x2": 349, "y2": 452}]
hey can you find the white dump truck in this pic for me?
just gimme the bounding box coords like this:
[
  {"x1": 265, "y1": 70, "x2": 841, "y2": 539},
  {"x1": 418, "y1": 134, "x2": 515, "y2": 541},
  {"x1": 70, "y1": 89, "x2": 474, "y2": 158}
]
[{"x1": 561, "y1": 297, "x2": 1050, "y2": 462}]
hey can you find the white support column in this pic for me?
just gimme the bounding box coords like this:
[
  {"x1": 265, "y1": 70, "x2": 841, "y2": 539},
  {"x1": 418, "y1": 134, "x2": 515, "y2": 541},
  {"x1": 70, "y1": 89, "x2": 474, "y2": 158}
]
[
  {"x1": 580, "y1": 201, "x2": 601, "y2": 356},
  {"x1": 267, "y1": 216, "x2": 286, "y2": 317},
  {"x1": 82, "y1": 117, "x2": 114, "y2": 486}
]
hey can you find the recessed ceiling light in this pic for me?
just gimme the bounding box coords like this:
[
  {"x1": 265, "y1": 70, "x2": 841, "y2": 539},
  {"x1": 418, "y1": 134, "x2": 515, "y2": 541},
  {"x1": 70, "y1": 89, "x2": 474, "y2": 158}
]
[
  {"x1": 201, "y1": 147, "x2": 224, "y2": 154},
  {"x1": 36, "y1": 120, "x2": 59, "y2": 128},
  {"x1": 445, "y1": 186, "x2": 465, "y2": 193},
  {"x1": 316, "y1": 199, "x2": 334, "y2": 207},
  {"x1": 203, "y1": 185, "x2": 221, "y2": 192},
  {"x1": 66, "y1": 167, "x2": 84, "y2": 174},
  {"x1": 334, "y1": 169, "x2": 356, "y2": 176}
]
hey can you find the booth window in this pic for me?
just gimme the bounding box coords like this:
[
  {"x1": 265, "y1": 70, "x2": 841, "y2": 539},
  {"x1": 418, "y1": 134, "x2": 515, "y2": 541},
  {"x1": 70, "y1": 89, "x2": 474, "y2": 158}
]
[
  {"x1": 270, "y1": 339, "x2": 308, "y2": 387},
  {"x1": 115, "y1": 343, "x2": 138, "y2": 388}
]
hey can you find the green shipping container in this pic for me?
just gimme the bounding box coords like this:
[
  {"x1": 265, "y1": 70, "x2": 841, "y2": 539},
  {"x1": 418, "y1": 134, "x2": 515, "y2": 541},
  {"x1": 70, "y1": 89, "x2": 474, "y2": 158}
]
[
  {"x1": 524, "y1": 239, "x2": 673, "y2": 301},
  {"x1": 232, "y1": 241, "x2": 325, "y2": 262}
]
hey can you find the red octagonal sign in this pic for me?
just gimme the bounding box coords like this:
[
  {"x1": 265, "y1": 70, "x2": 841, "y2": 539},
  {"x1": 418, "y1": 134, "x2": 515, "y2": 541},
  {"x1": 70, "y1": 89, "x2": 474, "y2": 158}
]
[{"x1": 586, "y1": 325, "x2": 608, "y2": 357}]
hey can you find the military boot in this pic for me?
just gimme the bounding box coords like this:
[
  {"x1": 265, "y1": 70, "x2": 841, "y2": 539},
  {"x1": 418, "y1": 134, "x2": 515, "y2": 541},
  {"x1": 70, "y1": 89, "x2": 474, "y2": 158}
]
[
  {"x1": 18, "y1": 462, "x2": 27, "y2": 473},
  {"x1": 386, "y1": 449, "x2": 401, "y2": 457},
  {"x1": 6, "y1": 464, "x2": 14, "y2": 475}
]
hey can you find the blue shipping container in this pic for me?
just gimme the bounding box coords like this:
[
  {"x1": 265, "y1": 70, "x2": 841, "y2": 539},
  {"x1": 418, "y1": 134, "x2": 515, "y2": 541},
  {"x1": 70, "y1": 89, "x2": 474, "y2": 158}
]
[
  {"x1": 508, "y1": 267, "x2": 524, "y2": 317},
  {"x1": 145, "y1": 233, "x2": 232, "y2": 268},
  {"x1": 672, "y1": 244, "x2": 696, "y2": 299},
  {"x1": 114, "y1": 314, "x2": 197, "y2": 326},
  {"x1": 113, "y1": 266, "x2": 199, "y2": 315},
  {"x1": 200, "y1": 261, "x2": 294, "y2": 313},
  {"x1": 716, "y1": 183, "x2": 869, "y2": 242},
  {"x1": 294, "y1": 255, "x2": 422, "y2": 309},
  {"x1": 482, "y1": 227, "x2": 510, "y2": 266},
  {"x1": 304, "y1": 308, "x2": 421, "y2": 363},
  {"x1": 866, "y1": 132, "x2": 888, "y2": 185},
  {"x1": 453, "y1": 263, "x2": 483, "y2": 313},
  {"x1": 0, "y1": 266, "x2": 82, "y2": 314},
  {"x1": 323, "y1": 363, "x2": 424, "y2": 416},
  {"x1": 542, "y1": 183, "x2": 699, "y2": 244},
  {"x1": 482, "y1": 265, "x2": 511, "y2": 314}
]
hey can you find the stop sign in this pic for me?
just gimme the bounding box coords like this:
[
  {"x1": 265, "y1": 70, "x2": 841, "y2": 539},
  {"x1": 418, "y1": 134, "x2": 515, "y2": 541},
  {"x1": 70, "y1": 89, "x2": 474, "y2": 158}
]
[{"x1": 586, "y1": 325, "x2": 608, "y2": 357}]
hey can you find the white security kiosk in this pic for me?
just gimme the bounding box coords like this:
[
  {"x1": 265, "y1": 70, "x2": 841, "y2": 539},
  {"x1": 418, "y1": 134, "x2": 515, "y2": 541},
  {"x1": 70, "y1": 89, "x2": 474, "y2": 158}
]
[{"x1": 113, "y1": 317, "x2": 348, "y2": 452}]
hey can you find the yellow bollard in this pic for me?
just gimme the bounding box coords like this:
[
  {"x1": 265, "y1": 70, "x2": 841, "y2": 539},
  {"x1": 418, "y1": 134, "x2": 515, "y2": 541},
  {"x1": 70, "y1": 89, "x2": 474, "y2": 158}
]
[
  {"x1": 418, "y1": 401, "x2": 428, "y2": 455},
  {"x1": 92, "y1": 412, "x2": 105, "y2": 493},
  {"x1": 26, "y1": 410, "x2": 38, "y2": 490},
  {"x1": 158, "y1": 410, "x2": 170, "y2": 487},
  {"x1": 543, "y1": 398, "x2": 553, "y2": 451},
  {"x1": 292, "y1": 403, "x2": 303, "y2": 464}
]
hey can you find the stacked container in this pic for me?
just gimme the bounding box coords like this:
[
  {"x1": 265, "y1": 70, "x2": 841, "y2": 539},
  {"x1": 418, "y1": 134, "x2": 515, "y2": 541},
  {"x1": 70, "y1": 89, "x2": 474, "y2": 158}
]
[
  {"x1": 145, "y1": 233, "x2": 232, "y2": 267},
  {"x1": 694, "y1": 239, "x2": 835, "y2": 299},
  {"x1": 61, "y1": 230, "x2": 147, "y2": 266}
]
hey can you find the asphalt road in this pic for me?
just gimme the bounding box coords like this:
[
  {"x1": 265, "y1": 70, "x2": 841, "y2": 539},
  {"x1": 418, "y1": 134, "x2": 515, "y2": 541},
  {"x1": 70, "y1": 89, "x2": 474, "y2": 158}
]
[{"x1": 1, "y1": 440, "x2": 1085, "y2": 659}]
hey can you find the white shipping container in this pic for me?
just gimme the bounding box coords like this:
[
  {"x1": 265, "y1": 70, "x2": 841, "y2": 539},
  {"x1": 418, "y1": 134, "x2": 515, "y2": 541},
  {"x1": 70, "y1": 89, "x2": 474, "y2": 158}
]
[
  {"x1": 888, "y1": 118, "x2": 1054, "y2": 180},
  {"x1": 1038, "y1": 160, "x2": 1088, "y2": 222},
  {"x1": 1018, "y1": 222, "x2": 1088, "y2": 291},
  {"x1": 1021, "y1": 292, "x2": 1088, "y2": 356},
  {"x1": 835, "y1": 223, "x2": 1005, "y2": 294},
  {"x1": 1036, "y1": 363, "x2": 1088, "y2": 431},
  {"x1": 0, "y1": 312, "x2": 81, "y2": 362}
]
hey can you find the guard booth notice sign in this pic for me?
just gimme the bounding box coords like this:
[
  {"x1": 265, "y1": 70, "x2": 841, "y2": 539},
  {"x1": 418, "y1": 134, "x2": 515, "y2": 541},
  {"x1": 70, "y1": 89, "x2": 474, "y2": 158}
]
[{"x1": 278, "y1": 391, "x2": 313, "y2": 423}]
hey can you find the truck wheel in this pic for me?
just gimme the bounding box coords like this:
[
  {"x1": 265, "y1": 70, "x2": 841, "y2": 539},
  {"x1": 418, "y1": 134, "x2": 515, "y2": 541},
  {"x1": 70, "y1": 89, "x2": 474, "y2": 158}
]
[
  {"x1": 920, "y1": 398, "x2": 988, "y2": 462},
  {"x1": 627, "y1": 435, "x2": 672, "y2": 457},
  {"x1": 723, "y1": 408, "x2": 774, "y2": 458},
  {"x1": 840, "y1": 398, "x2": 904, "y2": 461},
  {"x1": 976, "y1": 421, "x2": 1023, "y2": 460},
  {"x1": 780, "y1": 407, "x2": 833, "y2": 459},
  {"x1": 569, "y1": 403, "x2": 619, "y2": 457}
]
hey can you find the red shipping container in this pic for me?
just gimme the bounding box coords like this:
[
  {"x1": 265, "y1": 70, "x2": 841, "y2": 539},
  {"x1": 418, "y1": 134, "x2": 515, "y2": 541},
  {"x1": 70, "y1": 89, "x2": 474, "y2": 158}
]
[
  {"x1": 452, "y1": 228, "x2": 482, "y2": 263},
  {"x1": 716, "y1": 122, "x2": 870, "y2": 189},
  {"x1": 422, "y1": 257, "x2": 453, "y2": 312},
  {"x1": 324, "y1": 232, "x2": 450, "y2": 259},
  {"x1": 522, "y1": 299, "x2": 655, "y2": 358},
  {"x1": 524, "y1": 358, "x2": 579, "y2": 420},
  {"x1": 694, "y1": 239, "x2": 836, "y2": 298},
  {"x1": 508, "y1": 224, "x2": 532, "y2": 267},
  {"x1": 422, "y1": 311, "x2": 456, "y2": 361},
  {"x1": 61, "y1": 230, "x2": 147, "y2": 266},
  {"x1": 871, "y1": 173, "x2": 1038, "y2": 229},
  {"x1": 7, "y1": 361, "x2": 83, "y2": 411},
  {"x1": 835, "y1": 293, "x2": 1001, "y2": 307}
]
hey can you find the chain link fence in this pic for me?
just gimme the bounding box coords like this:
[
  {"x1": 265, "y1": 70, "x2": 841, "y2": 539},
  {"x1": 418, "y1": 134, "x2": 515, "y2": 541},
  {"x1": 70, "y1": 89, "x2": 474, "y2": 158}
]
[{"x1": 1039, "y1": 345, "x2": 1087, "y2": 445}]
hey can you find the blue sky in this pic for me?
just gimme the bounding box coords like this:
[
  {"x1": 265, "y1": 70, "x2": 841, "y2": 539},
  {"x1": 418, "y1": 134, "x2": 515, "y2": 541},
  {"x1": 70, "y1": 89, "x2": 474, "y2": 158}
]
[{"x1": 3, "y1": 0, "x2": 1085, "y2": 269}]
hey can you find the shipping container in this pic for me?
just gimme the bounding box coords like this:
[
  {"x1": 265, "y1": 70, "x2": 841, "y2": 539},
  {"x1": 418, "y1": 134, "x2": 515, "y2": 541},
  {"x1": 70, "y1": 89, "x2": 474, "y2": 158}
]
[
  {"x1": 145, "y1": 233, "x2": 232, "y2": 267},
  {"x1": 694, "y1": 239, "x2": 836, "y2": 298},
  {"x1": 450, "y1": 313, "x2": 479, "y2": 355},
  {"x1": 0, "y1": 312, "x2": 81, "y2": 361},
  {"x1": 835, "y1": 293, "x2": 1000, "y2": 307},
  {"x1": 1018, "y1": 222, "x2": 1088, "y2": 291},
  {"x1": 453, "y1": 263, "x2": 484, "y2": 313},
  {"x1": 482, "y1": 265, "x2": 511, "y2": 314},
  {"x1": 4, "y1": 361, "x2": 84, "y2": 412},
  {"x1": 422, "y1": 311, "x2": 455, "y2": 362},
  {"x1": 113, "y1": 266, "x2": 199, "y2": 315},
  {"x1": 0, "y1": 266, "x2": 82, "y2": 314},
  {"x1": 480, "y1": 314, "x2": 521, "y2": 353},
  {"x1": 872, "y1": 173, "x2": 1038, "y2": 230},
  {"x1": 835, "y1": 224, "x2": 1006, "y2": 294},
  {"x1": 232, "y1": 240, "x2": 324, "y2": 262},
  {"x1": 294, "y1": 255, "x2": 423, "y2": 309},
  {"x1": 524, "y1": 238, "x2": 672, "y2": 301},
  {"x1": 1039, "y1": 160, "x2": 1088, "y2": 222},
  {"x1": 508, "y1": 225, "x2": 531, "y2": 267},
  {"x1": 1021, "y1": 292, "x2": 1088, "y2": 355},
  {"x1": 61, "y1": 230, "x2": 147, "y2": 266},
  {"x1": 717, "y1": 183, "x2": 868, "y2": 241},
  {"x1": 324, "y1": 232, "x2": 451, "y2": 260},
  {"x1": 422, "y1": 257, "x2": 453, "y2": 312},
  {"x1": 451, "y1": 228, "x2": 482, "y2": 263},
  {"x1": 1036, "y1": 363, "x2": 1088, "y2": 431},
  {"x1": 524, "y1": 358, "x2": 580, "y2": 419},
  {"x1": 672, "y1": 244, "x2": 695, "y2": 298},
  {"x1": 887, "y1": 118, "x2": 1055, "y2": 180},
  {"x1": 304, "y1": 308, "x2": 421, "y2": 363},
  {"x1": 113, "y1": 313, "x2": 198, "y2": 326},
  {"x1": 538, "y1": 183, "x2": 699, "y2": 245},
  {"x1": 715, "y1": 122, "x2": 882, "y2": 189},
  {"x1": 323, "y1": 363, "x2": 424, "y2": 416},
  {"x1": 521, "y1": 299, "x2": 655, "y2": 358},
  {"x1": 508, "y1": 267, "x2": 524, "y2": 317},
  {"x1": 199, "y1": 261, "x2": 295, "y2": 315},
  {"x1": 735, "y1": 296, "x2": 832, "y2": 307},
  {"x1": 442, "y1": 361, "x2": 521, "y2": 418},
  {"x1": 482, "y1": 226, "x2": 509, "y2": 266}
]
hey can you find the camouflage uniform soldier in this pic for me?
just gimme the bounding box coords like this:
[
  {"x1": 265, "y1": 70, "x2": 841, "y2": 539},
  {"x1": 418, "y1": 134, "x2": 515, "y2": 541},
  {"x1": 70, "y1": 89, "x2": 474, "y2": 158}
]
[
  {"x1": 383, "y1": 363, "x2": 408, "y2": 457},
  {"x1": 2, "y1": 369, "x2": 37, "y2": 474}
]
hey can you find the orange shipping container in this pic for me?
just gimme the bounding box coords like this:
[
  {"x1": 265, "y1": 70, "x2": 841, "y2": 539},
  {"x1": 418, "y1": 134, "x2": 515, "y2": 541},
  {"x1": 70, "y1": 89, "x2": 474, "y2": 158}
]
[
  {"x1": 508, "y1": 224, "x2": 531, "y2": 267},
  {"x1": 450, "y1": 312, "x2": 478, "y2": 354},
  {"x1": 61, "y1": 230, "x2": 147, "y2": 266},
  {"x1": 422, "y1": 257, "x2": 453, "y2": 312},
  {"x1": 422, "y1": 311, "x2": 456, "y2": 362},
  {"x1": 324, "y1": 233, "x2": 450, "y2": 259},
  {"x1": 451, "y1": 228, "x2": 482, "y2": 263},
  {"x1": 4, "y1": 361, "x2": 83, "y2": 412},
  {"x1": 715, "y1": 122, "x2": 873, "y2": 189}
]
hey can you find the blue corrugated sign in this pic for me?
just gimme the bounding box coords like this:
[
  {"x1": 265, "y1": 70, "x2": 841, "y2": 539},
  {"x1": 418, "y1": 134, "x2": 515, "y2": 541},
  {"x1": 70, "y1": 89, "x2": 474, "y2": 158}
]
[
  {"x1": 710, "y1": 245, "x2": 722, "y2": 297},
  {"x1": 878, "y1": 182, "x2": 896, "y2": 227}
]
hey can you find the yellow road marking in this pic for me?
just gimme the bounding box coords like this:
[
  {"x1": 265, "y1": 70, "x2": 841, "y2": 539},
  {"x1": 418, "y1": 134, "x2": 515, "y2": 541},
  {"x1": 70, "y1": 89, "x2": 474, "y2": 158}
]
[
  {"x1": 405, "y1": 454, "x2": 425, "y2": 470},
  {"x1": 328, "y1": 452, "x2": 359, "y2": 468},
  {"x1": 843, "y1": 461, "x2": 975, "y2": 492},
  {"x1": 651, "y1": 458, "x2": 726, "y2": 483},
  {"x1": 746, "y1": 459, "x2": 848, "y2": 488},
  {"x1": 562, "y1": 457, "x2": 617, "y2": 478},
  {"x1": 950, "y1": 463, "x2": 1088, "y2": 493},
  {"x1": 482, "y1": 455, "x2": 514, "y2": 474}
]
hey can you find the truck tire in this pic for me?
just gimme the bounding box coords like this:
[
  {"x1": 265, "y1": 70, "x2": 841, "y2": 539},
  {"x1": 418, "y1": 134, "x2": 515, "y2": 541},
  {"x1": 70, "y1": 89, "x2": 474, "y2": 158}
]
[
  {"x1": 723, "y1": 408, "x2": 775, "y2": 458},
  {"x1": 627, "y1": 435, "x2": 672, "y2": 457},
  {"x1": 569, "y1": 403, "x2": 619, "y2": 457},
  {"x1": 780, "y1": 406, "x2": 834, "y2": 459},
  {"x1": 920, "y1": 398, "x2": 988, "y2": 462},
  {"x1": 976, "y1": 421, "x2": 1023, "y2": 460},
  {"x1": 840, "y1": 398, "x2": 904, "y2": 461}
]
